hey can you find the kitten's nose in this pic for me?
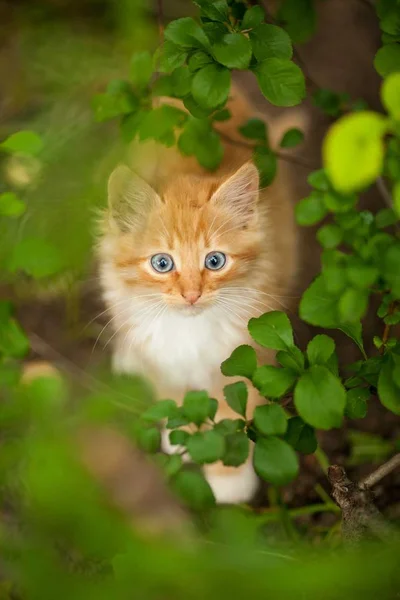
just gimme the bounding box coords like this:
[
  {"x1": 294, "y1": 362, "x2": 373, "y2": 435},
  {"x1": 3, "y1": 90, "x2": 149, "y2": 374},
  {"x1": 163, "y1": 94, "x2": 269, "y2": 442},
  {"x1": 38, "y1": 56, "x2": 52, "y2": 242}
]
[{"x1": 182, "y1": 290, "x2": 201, "y2": 305}]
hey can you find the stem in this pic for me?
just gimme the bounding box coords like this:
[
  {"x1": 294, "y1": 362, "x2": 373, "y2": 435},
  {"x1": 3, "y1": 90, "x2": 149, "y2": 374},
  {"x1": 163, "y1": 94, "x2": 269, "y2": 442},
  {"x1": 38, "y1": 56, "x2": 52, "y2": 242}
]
[
  {"x1": 380, "y1": 301, "x2": 396, "y2": 354},
  {"x1": 314, "y1": 446, "x2": 330, "y2": 474},
  {"x1": 157, "y1": 0, "x2": 164, "y2": 40},
  {"x1": 218, "y1": 131, "x2": 317, "y2": 170},
  {"x1": 362, "y1": 452, "x2": 400, "y2": 489}
]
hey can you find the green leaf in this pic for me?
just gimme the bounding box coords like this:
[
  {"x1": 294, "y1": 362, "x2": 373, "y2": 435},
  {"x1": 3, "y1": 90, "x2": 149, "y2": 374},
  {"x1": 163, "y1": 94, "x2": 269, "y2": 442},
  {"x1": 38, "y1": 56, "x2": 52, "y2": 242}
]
[
  {"x1": 254, "y1": 437, "x2": 299, "y2": 485},
  {"x1": 276, "y1": 347, "x2": 305, "y2": 373},
  {"x1": 0, "y1": 302, "x2": 29, "y2": 358},
  {"x1": 338, "y1": 322, "x2": 366, "y2": 358},
  {"x1": 223, "y1": 431, "x2": 249, "y2": 466},
  {"x1": 169, "y1": 430, "x2": 189, "y2": 446},
  {"x1": 346, "y1": 264, "x2": 378, "y2": 289},
  {"x1": 242, "y1": 6, "x2": 264, "y2": 29},
  {"x1": 345, "y1": 388, "x2": 369, "y2": 419},
  {"x1": 223, "y1": 382, "x2": 248, "y2": 417},
  {"x1": 195, "y1": 0, "x2": 229, "y2": 22},
  {"x1": 323, "y1": 111, "x2": 388, "y2": 193},
  {"x1": 130, "y1": 51, "x2": 153, "y2": 88},
  {"x1": 9, "y1": 238, "x2": 64, "y2": 279},
  {"x1": 284, "y1": 416, "x2": 317, "y2": 454},
  {"x1": 171, "y1": 468, "x2": 215, "y2": 509},
  {"x1": 307, "y1": 168, "x2": 330, "y2": 191},
  {"x1": 338, "y1": 288, "x2": 368, "y2": 323},
  {"x1": 317, "y1": 224, "x2": 343, "y2": 249},
  {"x1": 138, "y1": 105, "x2": 187, "y2": 143},
  {"x1": 294, "y1": 365, "x2": 346, "y2": 429},
  {"x1": 254, "y1": 403, "x2": 287, "y2": 436},
  {"x1": 248, "y1": 311, "x2": 294, "y2": 350},
  {"x1": 0, "y1": 192, "x2": 26, "y2": 217},
  {"x1": 183, "y1": 95, "x2": 213, "y2": 118},
  {"x1": 188, "y1": 50, "x2": 213, "y2": 72},
  {"x1": 187, "y1": 430, "x2": 226, "y2": 463},
  {"x1": 142, "y1": 399, "x2": 178, "y2": 422},
  {"x1": 221, "y1": 344, "x2": 257, "y2": 378},
  {"x1": 213, "y1": 33, "x2": 252, "y2": 69},
  {"x1": 300, "y1": 275, "x2": 339, "y2": 328},
  {"x1": 1, "y1": 131, "x2": 43, "y2": 156},
  {"x1": 307, "y1": 335, "x2": 335, "y2": 366},
  {"x1": 92, "y1": 84, "x2": 137, "y2": 122},
  {"x1": 255, "y1": 58, "x2": 305, "y2": 107},
  {"x1": 158, "y1": 41, "x2": 187, "y2": 73},
  {"x1": 192, "y1": 64, "x2": 231, "y2": 109},
  {"x1": 295, "y1": 191, "x2": 328, "y2": 226},
  {"x1": 164, "y1": 17, "x2": 210, "y2": 49},
  {"x1": 252, "y1": 365, "x2": 297, "y2": 398},
  {"x1": 280, "y1": 128, "x2": 304, "y2": 148},
  {"x1": 214, "y1": 418, "x2": 245, "y2": 435},
  {"x1": 374, "y1": 44, "x2": 400, "y2": 77},
  {"x1": 381, "y1": 72, "x2": 400, "y2": 120},
  {"x1": 178, "y1": 117, "x2": 223, "y2": 169},
  {"x1": 163, "y1": 454, "x2": 183, "y2": 477},
  {"x1": 250, "y1": 24, "x2": 292, "y2": 61},
  {"x1": 378, "y1": 358, "x2": 400, "y2": 415},
  {"x1": 239, "y1": 118, "x2": 267, "y2": 141},
  {"x1": 212, "y1": 108, "x2": 231, "y2": 121},
  {"x1": 137, "y1": 427, "x2": 161, "y2": 453},
  {"x1": 183, "y1": 390, "x2": 211, "y2": 425},
  {"x1": 277, "y1": 0, "x2": 316, "y2": 43},
  {"x1": 253, "y1": 146, "x2": 277, "y2": 186},
  {"x1": 312, "y1": 89, "x2": 343, "y2": 117}
]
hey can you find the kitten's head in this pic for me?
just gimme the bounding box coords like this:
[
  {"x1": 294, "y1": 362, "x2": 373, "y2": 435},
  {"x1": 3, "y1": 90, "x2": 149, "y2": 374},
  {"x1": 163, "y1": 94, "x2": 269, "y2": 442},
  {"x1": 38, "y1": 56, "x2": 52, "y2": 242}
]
[{"x1": 100, "y1": 162, "x2": 268, "y2": 316}]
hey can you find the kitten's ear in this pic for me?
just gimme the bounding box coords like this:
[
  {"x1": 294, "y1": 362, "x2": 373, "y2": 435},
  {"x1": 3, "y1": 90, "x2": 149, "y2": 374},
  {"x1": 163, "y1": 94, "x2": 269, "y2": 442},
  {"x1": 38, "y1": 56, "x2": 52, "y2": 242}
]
[
  {"x1": 210, "y1": 163, "x2": 259, "y2": 222},
  {"x1": 108, "y1": 165, "x2": 161, "y2": 232}
]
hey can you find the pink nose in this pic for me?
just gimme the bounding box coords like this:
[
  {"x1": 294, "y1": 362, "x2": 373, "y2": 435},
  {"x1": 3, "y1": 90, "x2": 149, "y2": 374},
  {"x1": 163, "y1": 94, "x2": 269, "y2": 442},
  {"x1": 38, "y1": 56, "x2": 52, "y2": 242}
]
[{"x1": 182, "y1": 290, "x2": 201, "y2": 305}]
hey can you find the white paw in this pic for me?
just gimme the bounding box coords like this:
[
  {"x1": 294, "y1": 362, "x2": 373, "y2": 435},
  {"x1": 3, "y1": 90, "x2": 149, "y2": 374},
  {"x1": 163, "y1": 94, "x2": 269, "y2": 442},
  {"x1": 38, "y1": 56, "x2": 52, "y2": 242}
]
[
  {"x1": 205, "y1": 461, "x2": 259, "y2": 504},
  {"x1": 161, "y1": 428, "x2": 190, "y2": 463}
]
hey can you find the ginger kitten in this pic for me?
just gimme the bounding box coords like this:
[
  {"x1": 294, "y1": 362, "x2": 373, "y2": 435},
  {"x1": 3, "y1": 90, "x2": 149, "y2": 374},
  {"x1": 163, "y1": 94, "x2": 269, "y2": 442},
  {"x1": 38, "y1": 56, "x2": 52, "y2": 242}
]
[{"x1": 97, "y1": 89, "x2": 298, "y2": 504}]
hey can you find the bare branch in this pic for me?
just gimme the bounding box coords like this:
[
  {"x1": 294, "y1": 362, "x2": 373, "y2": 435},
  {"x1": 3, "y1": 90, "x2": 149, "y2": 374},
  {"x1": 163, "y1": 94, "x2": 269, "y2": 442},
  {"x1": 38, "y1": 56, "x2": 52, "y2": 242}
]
[
  {"x1": 362, "y1": 453, "x2": 400, "y2": 489},
  {"x1": 328, "y1": 465, "x2": 396, "y2": 545}
]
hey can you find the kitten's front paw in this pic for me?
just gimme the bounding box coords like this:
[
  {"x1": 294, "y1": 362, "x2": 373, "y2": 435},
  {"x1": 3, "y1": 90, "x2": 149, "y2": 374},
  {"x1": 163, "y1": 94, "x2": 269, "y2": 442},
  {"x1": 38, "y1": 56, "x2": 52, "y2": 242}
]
[
  {"x1": 161, "y1": 428, "x2": 191, "y2": 463},
  {"x1": 204, "y1": 460, "x2": 259, "y2": 505}
]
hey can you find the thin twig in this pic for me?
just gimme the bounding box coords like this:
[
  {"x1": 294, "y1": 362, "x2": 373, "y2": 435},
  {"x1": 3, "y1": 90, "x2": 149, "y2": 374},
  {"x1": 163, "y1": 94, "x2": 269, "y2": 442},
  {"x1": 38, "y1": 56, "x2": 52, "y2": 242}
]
[
  {"x1": 28, "y1": 332, "x2": 141, "y2": 414},
  {"x1": 376, "y1": 176, "x2": 393, "y2": 208},
  {"x1": 218, "y1": 131, "x2": 317, "y2": 170},
  {"x1": 157, "y1": 0, "x2": 164, "y2": 40},
  {"x1": 362, "y1": 453, "x2": 400, "y2": 489}
]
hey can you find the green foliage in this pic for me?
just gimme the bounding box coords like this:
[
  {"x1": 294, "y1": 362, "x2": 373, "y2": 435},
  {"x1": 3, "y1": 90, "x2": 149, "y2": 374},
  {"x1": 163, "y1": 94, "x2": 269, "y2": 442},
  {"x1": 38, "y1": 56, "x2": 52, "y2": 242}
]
[
  {"x1": 0, "y1": 130, "x2": 43, "y2": 155},
  {"x1": 0, "y1": 192, "x2": 26, "y2": 217},
  {"x1": 221, "y1": 344, "x2": 257, "y2": 379},
  {"x1": 254, "y1": 436, "x2": 299, "y2": 485}
]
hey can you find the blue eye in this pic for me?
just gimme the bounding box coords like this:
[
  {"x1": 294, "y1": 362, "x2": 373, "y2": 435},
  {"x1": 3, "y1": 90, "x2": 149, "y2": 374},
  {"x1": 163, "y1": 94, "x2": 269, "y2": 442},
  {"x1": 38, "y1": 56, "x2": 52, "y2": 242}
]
[
  {"x1": 150, "y1": 253, "x2": 174, "y2": 273},
  {"x1": 205, "y1": 251, "x2": 226, "y2": 271}
]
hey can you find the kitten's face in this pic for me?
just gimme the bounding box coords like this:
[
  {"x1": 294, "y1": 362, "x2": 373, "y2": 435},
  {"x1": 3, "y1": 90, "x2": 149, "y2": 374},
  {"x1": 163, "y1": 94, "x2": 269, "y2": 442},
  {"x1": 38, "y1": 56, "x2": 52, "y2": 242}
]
[{"x1": 102, "y1": 163, "x2": 264, "y2": 316}]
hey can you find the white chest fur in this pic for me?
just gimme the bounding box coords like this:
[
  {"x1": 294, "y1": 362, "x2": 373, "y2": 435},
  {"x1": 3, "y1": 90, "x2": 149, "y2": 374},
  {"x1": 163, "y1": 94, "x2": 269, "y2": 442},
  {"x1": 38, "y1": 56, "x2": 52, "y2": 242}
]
[{"x1": 112, "y1": 302, "x2": 247, "y2": 392}]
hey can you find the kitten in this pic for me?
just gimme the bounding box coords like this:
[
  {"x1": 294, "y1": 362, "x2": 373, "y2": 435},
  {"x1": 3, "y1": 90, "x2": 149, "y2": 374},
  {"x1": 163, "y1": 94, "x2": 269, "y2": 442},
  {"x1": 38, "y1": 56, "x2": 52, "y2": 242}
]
[{"x1": 97, "y1": 89, "x2": 299, "y2": 504}]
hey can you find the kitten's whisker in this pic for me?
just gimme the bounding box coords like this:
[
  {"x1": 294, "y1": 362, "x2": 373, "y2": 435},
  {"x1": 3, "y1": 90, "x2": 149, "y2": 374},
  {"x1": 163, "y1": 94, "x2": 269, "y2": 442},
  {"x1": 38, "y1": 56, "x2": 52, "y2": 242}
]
[
  {"x1": 219, "y1": 293, "x2": 279, "y2": 312},
  {"x1": 217, "y1": 297, "x2": 264, "y2": 318},
  {"x1": 219, "y1": 296, "x2": 272, "y2": 314},
  {"x1": 215, "y1": 299, "x2": 247, "y2": 325},
  {"x1": 92, "y1": 298, "x2": 163, "y2": 354},
  {"x1": 107, "y1": 301, "x2": 161, "y2": 350}
]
